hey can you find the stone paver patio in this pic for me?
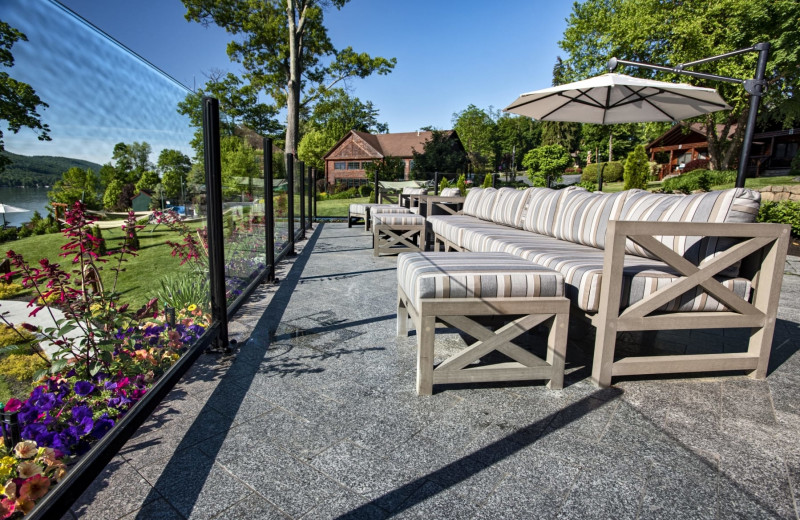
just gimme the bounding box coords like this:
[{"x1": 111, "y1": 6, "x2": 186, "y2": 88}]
[{"x1": 63, "y1": 222, "x2": 800, "y2": 519}]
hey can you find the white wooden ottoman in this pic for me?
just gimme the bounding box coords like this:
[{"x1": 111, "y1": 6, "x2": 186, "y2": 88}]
[
  {"x1": 373, "y1": 213, "x2": 426, "y2": 256},
  {"x1": 396, "y1": 252, "x2": 569, "y2": 395}
]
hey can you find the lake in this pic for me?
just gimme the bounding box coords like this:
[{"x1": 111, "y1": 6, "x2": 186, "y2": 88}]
[{"x1": 0, "y1": 186, "x2": 52, "y2": 227}]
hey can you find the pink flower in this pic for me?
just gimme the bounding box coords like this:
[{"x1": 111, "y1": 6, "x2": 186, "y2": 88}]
[
  {"x1": 3, "y1": 399, "x2": 22, "y2": 413},
  {"x1": 19, "y1": 474, "x2": 50, "y2": 501},
  {"x1": 0, "y1": 498, "x2": 15, "y2": 519}
]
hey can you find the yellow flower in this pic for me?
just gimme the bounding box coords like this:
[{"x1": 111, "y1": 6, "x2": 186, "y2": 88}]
[
  {"x1": 187, "y1": 304, "x2": 197, "y2": 312},
  {"x1": 0, "y1": 466, "x2": 11, "y2": 482}
]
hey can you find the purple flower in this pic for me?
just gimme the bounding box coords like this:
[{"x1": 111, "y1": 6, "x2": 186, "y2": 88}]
[
  {"x1": 91, "y1": 414, "x2": 114, "y2": 439},
  {"x1": 17, "y1": 405, "x2": 40, "y2": 424},
  {"x1": 74, "y1": 380, "x2": 95, "y2": 396},
  {"x1": 21, "y1": 423, "x2": 48, "y2": 443},
  {"x1": 72, "y1": 405, "x2": 92, "y2": 422}
]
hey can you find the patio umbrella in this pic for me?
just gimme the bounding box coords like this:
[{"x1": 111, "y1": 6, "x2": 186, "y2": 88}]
[
  {"x1": 504, "y1": 73, "x2": 731, "y2": 124},
  {"x1": 504, "y1": 73, "x2": 731, "y2": 188},
  {"x1": 0, "y1": 203, "x2": 29, "y2": 227}
]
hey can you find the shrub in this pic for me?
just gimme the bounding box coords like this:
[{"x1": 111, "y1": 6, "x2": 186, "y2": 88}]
[
  {"x1": 661, "y1": 169, "x2": 735, "y2": 193},
  {"x1": 358, "y1": 185, "x2": 373, "y2": 197},
  {"x1": 0, "y1": 283, "x2": 24, "y2": 299},
  {"x1": 438, "y1": 177, "x2": 451, "y2": 193},
  {"x1": 152, "y1": 273, "x2": 210, "y2": 313},
  {"x1": 482, "y1": 173, "x2": 493, "y2": 188},
  {"x1": 0, "y1": 227, "x2": 18, "y2": 243},
  {"x1": 624, "y1": 145, "x2": 649, "y2": 190},
  {"x1": 683, "y1": 158, "x2": 710, "y2": 173},
  {"x1": 575, "y1": 180, "x2": 597, "y2": 192},
  {"x1": 125, "y1": 224, "x2": 140, "y2": 250},
  {"x1": 581, "y1": 161, "x2": 624, "y2": 183},
  {"x1": 758, "y1": 200, "x2": 800, "y2": 236},
  {"x1": 92, "y1": 224, "x2": 107, "y2": 255},
  {"x1": 0, "y1": 325, "x2": 36, "y2": 349},
  {"x1": 327, "y1": 187, "x2": 359, "y2": 200},
  {"x1": 456, "y1": 174, "x2": 467, "y2": 196},
  {"x1": 791, "y1": 152, "x2": 800, "y2": 175},
  {"x1": 0, "y1": 353, "x2": 48, "y2": 382}
]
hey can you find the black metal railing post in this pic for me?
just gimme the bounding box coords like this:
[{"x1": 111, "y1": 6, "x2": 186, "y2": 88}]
[
  {"x1": 374, "y1": 170, "x2": 380, "y2": 204},
  {"x1": 307, "y1": 166, "x2": 313, "y2": 227},
  {"x1": 299, "y1": 160, "x2": 306, "y2": 239},
  {"x1": 285, "y1": 153, "x2": 295, "y2": 256},
  {"x1": 264, "y1": 137, "x2": 275, "y2": 283},
  {"x1": 313, "y1": 167, "x2": 318, "y2": 219},
  {"x1": 202, "y1": 97, "x2": 229, "y2": 352}
]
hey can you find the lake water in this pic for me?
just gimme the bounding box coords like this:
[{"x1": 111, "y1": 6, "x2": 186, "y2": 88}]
[{"x1": 0, "y1": 186, "x2": 52, "y2": 227}]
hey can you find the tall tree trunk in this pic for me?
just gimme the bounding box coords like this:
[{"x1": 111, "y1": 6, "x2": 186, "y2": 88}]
[{"x1": 286, "y1": 0, "x2": 301, "y2": 158}]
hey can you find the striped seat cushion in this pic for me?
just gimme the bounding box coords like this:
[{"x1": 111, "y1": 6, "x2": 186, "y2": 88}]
[
  {"x1": 402, "y1": 187, "x2": 426, "y2": 195},
  {"x1": 428, "y1": 215, "x2": 483, "y2": 246},
  {"x1": 486, "y1": 233, "x2": 752, "y2": 313},
  {"x1": 440, "y1": 187, "x2": 461, "y2": 197},
  {"x1": 552, "y1": 190, "x2": 628, "y2": 248},
  {"x1": 371, "y1": 206, "x2": 412, "y2": 215},
  {"x1": 619, "y1": 188, "x2": 761, "y2": 276},
  {"x1": 463, "y1": 188, "x2": 485, "y2": 217},
  {"x1": 397, "y1": 252, "x2": 564, "y2": 309},
  {"x1": 373, "y1": 213, "x2": 425, "y2": 226},
  {"x1": 349, "y1": 203, "x2": 380, "y2": 216},
  {"x1": 490, "y1": 188, "x2": 531, "y2": 228}
]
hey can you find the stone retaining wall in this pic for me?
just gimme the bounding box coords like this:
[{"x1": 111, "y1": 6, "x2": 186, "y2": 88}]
[{"x1": 759, "y1": 185, "x2": 800, "y2": 202}]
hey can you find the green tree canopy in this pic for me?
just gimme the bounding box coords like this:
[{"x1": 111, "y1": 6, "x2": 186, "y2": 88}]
[
  {"x1": 182, "y1": 0, "x2": 396, "y2": 157},
  {"x1": 559, "y1": 0, "x2": 800, "y2": 170},
  {"x1": 410, "y1": 131, "x2": 467, "y2": 179},
  {"x1": 364, "y1": 156, "x2": 404, "y2": 183},
  {"x1": 297, "y1": 129, "x2": 336, "y2": 171},
  {"x1": 0, "y1": 21, "x2": 50, "y2": 172},
  {"x1": 452, "y1": 104, "x2": 497, "y2": 174},
  {"x1": 49, "y1": 167, "x2": 99, "y2": 209},
  {"x1": 102, "y1": 178, "x2": 124, "y2": 211},
  {"x1": 135, "y1": 169, "x2": 160, "y2": 193},
  {"x1": 111, "y1": 141, "x2": 152, "y2": 184},
  {"x1": 522, "y1": 144, "x2": 571, "y2": 187},
  {"x1": 494, "y1": 115, "x2": 542, "y2": 180}
]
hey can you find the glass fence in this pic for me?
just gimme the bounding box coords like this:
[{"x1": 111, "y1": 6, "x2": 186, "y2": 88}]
[{"x1": 0, "y1": 1, "x2": 310, "y2": 516}]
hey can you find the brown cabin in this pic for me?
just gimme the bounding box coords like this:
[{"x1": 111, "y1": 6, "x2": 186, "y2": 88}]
[{"x1": 322, "y1": 130, "x2": 461, "y2": 189}]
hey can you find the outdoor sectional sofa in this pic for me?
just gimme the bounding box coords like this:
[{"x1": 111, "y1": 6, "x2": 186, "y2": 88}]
[{"x1": 427, "y1": 186, "x2": 790, "y2": 387}]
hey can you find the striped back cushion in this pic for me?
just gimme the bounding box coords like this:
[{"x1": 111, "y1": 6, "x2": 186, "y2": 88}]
[
  {"x1": 440, "y1": 187, "x2": 461, "y2": 197},
  {"x1": 462, "y1": 188, "x2": 484, "y2": 217},
  {"x1": 401, "y1": 187, "x2": 426, "y2": 195},
  {"x1": 552, "y1": 190, "x2": 628, "y2": 248},
  {"x1": 490, "y1": 188, "x2": 531, "y2": 228},
  {"x1": 522, "y1": 187, "x2": 584, "y2": 236},
  {"x1": 475, "y1": 187, "x2": 499, "y2": 221},
  {"x1": 619, "y1": 188, "x2": 761, "y2": 274}
]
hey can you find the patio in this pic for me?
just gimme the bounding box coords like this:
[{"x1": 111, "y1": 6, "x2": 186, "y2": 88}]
[{"x1": 63, "y1": 222, "x2": 800, "y2": 520}]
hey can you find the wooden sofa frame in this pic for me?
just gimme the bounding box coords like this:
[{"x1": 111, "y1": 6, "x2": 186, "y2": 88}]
[{"x1": 434, "y1": 220, "x2": 790, "y2": 387}]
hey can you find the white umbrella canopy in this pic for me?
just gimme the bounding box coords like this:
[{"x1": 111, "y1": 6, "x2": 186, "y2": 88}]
[
  {"x1": 0, "y1": 203, "x2": 30, "y2": 226},
  {"x1": 504, "y1": 73, "x2": 731, "y2": 124}
]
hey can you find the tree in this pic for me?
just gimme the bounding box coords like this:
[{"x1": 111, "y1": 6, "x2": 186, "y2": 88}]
[
  {"x1": 452, "y1": 105, "x2": 496, "y2": 174},
  {"x1": 297, "y1": 129, "x2": 337, "y2": 170},
  {"x1": 111, "y1": 141, "x2": 152, "y2": 184},
  {"x1": 177, "y1": 71, "x2": 282, "y2": 158},
  {"x1": 539, "y1": 58, "x2": 582, "y2": 154},
  {"x1": 49, "y1": 167, "x2": 99, "y2": 209},
  {"x1": 182, "y1": 0, "x2": 396, "y2": 157},
  {"x1": 410, "y1": 131, "x2": 467, "y2": 179},
  {"x1": 135, "y1": 169, "x2": 160, "y2": 193},
  {"x1": 364, "y1": 156, "x2": 404, "y2": 183},
  {"x1": 522, "y1": 144, "x2": 571, "y2": 187},
  {"x1": 157, "y1": 149, "x2": 192, "y2": 199},
  {"x1": 103, "y1": 179, "x2": 124, "y2": 210},
  {"x1": 559, "y1": 0, "x2": 800, "y2": 171},
  {"x1": 220, "y1": 135, "x2": 260, "y2": 198},
  {"x1": 0, "y1": 22, "x2": 50, "y2": 172},
  {"x1": 624, "y1": 144, "x2": 650, "y2": 190},
  {"x1": 494, "y1": 115, "x2": 542, "y2": 181}
]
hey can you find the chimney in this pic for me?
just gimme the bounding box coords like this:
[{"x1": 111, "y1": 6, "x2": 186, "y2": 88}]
[{"x1": 417, "y1": 129, "x2": 420, "y2": 136}]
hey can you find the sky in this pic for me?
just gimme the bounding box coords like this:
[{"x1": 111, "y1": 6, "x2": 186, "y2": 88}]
[{"x1": 3, "y1": 0, "x2": 576, "y2": 163}]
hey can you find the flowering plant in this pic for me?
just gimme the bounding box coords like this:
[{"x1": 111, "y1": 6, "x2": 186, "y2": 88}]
[{"x1": 0, "y1": 440, "x2": 68, "y2": 518}]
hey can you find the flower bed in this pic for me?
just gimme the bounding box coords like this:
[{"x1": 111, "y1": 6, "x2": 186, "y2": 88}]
[{"x1": 0, "y1": 203, "x2": 210, "y2": 517}]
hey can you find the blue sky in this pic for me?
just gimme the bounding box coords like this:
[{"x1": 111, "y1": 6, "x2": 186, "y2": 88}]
[{"x1": 4, "y1": 0, "x2": 575, "y2": 163}]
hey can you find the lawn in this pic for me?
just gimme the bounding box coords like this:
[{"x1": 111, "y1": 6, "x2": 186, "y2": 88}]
[
  {"x1": 316, "y1": 196, "x2": 369, "y2": 217},
  {"x1": 1, "y1": 223, "x2": 195, "y2": 309},
  {"x1": 597, "y1": 175, "x2": 798, "y2": 193}
]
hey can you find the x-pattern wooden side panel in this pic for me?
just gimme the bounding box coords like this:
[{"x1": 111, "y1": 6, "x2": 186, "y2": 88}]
[
  {"x1": 378, "y1": 228, "x2": 421, "y2": 250},
  {"x1": 436, "y1": 314, "x2": 551, "y2": 371},
  {"x1": 620, "y1": 234, "x2": 771, "y2": 320}
]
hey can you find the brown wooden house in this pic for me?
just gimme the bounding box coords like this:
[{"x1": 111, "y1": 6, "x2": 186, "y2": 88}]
[
  {"x1": 647, "y1": 123, "x2": 799, "y2": 179},
  {"x1": 323, "y1": 130, "x2": 460, "y2": 188}
]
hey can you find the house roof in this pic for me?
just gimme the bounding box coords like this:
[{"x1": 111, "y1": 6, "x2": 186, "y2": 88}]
[
  {"x1": 324, "y1": 130, "x2": 456, "y2": 160},
  {"x1": 646, "y1": 123, "x2": 736, "y2": 150}
]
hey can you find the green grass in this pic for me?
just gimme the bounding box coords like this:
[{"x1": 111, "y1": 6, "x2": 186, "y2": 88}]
[
  {"x1": 316, "y1": 196, "x2": 369, "y2": 217},
  {"x1": 1, "y1": 224, "x2": 196, "y2": 309},
  {"x1": 598, "y1": 175, "x2": 798, "y2": 193}
]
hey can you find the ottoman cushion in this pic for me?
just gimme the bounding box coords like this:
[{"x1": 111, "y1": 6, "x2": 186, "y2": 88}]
[
  {"x1": 398, "y1": 252, "x2": 564, "y2": 309},
  {"x1": 374, "y1": 213, "x2": 425, "y2": 226}
]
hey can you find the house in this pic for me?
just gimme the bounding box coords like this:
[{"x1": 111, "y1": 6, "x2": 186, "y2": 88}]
[
  {"x1": 322, "y1": 130, "x2": 461, "y2": 188},
  {"x1": 131, "y1": 190, "x2": 153, "y2": 212},
  {"x1": 646, "y1": 123, "x2": 799, "y2": 179}
]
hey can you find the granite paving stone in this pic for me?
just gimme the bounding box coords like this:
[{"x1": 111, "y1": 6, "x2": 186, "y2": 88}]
[{"x1": 69, "y1": 223, "x2": 800, "y2": 520}]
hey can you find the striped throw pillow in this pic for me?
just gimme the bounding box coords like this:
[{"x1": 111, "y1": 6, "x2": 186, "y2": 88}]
[
  {"x1": 490, "y1": 188, "x2": 531, "y2": 228},
  {"x1": 462, "y1": 188, "x2": 484, "y2": 217},
  {"x1": 475, "y1": 188, "x2": 499, "y2": 221},
  {"x1": 552, "y1": 190, "x2": 628, "y2": 249}
]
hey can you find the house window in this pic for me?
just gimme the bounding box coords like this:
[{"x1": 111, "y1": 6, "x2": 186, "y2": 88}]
[
  {"x1": 362, "y1": 161, "x2": 374, "y2": 169},
  {"x1": 333, "y1": 162, "x2": 346, "y2": 170},
  {"x1": 335, "y1": 178, "x2": 368, "y2": 188},
  {"x1": 347, "y1": 162, "x2": 361, "y2": 170}
]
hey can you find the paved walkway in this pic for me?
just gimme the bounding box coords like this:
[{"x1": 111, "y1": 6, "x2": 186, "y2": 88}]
[{"x1": 64, "y1": 223, "x2": 800, "y2": 519}]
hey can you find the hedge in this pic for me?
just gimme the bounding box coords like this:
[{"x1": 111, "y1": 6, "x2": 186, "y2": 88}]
[{"x1": 581, "y1": 161, "x2": 624, "y2": 183}]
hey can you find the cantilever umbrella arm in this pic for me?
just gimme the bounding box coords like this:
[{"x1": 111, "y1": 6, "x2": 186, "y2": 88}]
[{"x1": 607, "y1": 42, "x2": 770, "y2": 188}]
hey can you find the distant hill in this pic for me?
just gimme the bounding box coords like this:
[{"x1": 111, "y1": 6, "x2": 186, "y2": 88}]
[{"x1": 0, "y1": 152, "x2": 104, "y2": 187}]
